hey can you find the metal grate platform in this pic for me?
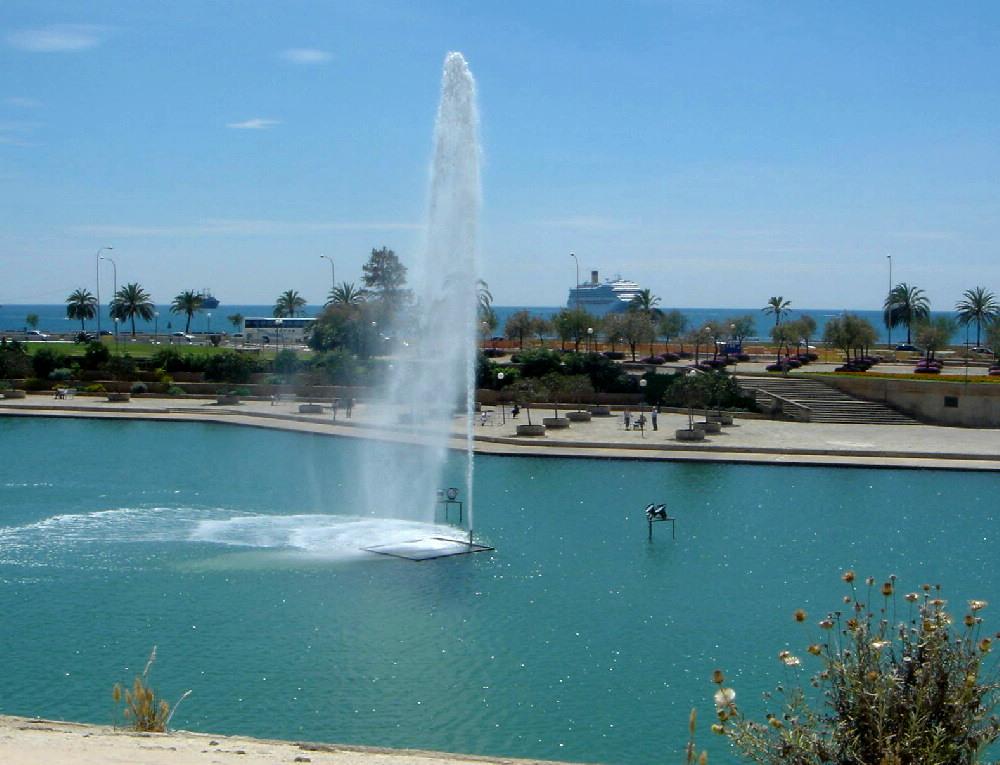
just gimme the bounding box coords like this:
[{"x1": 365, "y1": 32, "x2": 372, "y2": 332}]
[{"x1": 364, "y1": 537, "x2": 494, "y2": 561}]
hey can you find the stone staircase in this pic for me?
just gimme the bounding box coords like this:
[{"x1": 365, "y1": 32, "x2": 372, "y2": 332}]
[{"x1": 736, "y1": 375, "x2": 919, "y2": 425}]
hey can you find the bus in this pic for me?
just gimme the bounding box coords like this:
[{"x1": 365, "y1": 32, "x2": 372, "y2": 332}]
[{"x1": 242, "y1": 317, "x2": 316, "y2": 346}]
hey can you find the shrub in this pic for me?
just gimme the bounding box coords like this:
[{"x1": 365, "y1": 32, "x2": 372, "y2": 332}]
[
  {"x1": 130, "y1": 382, "x2": 148, "y2": 394},
  {"x1": 714, "y1": 575, "x2": 1000, "y2": 764},
  {"x1": 22, "y1": 378, "x2": 47, "y2": 391},
  {"x1": 0, "y1": 344, "x2": 32, "y2": 379},
  {"x1": 273, "y1": 349, "x2": 300, "y2": 376},
  {"x1": 112, "y1": 646, "x2": 190, "y2": 733},
  {"x1": 84, "y1": 383, "x2": 106, "y2": 393},
  {"x1": 314, "y1": 349, "x2": 363, "y2": 386},
  {"x1": 106, "y1": 353, "x2": 138, "y2": 381},
  {"x1": 32, "y1": 347, "x2": 65, "y2": 379},
  {"x1": 203, "y1": 351, "x2": 256, "y2": 383},
  {"x1": 513, "y1": 348, "x2": 564, "y2": 378},
  {"x1": 48, "y1": 367, "x2": 73, "y2": 382},
  {"x1": 166, "y1": 385, "x2": 185, "y2": 396},
  {"x1": 81, "y1": 341, "x2": 111, "y2": 370}
]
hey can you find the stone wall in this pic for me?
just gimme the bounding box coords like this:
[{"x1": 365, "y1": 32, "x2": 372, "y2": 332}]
[{"x1": 823, "y1": 376, "x2": 1000, "y2": 427}]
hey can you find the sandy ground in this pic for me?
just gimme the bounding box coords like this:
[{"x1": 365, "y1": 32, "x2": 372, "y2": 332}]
[{"x1": 0, "y1": 716, "x2": 569, "y2": 765}]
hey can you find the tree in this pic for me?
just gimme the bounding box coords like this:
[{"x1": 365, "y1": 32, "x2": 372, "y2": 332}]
[
  {"x1": 658, "y1": 309, "x2": 688, "y2": 354},
  {"x1": 326, "y1": 281, "x2": 367, "y2": 307},
  {"x1": 532, "y1": 316, "x2": 552, "y2": 347},
  {"x1": 603, "y1": 313, "x2": 628, "y2": 354},
  {"x1": 504, "y1": 310, "x2": 535, "y2": 350},
  {"x1": 477, "y1": 279, "x2": 493, "y2": 323},
  {"x1": 915, "y1": 316, "x2": 956, "y2": 361},
  {"x1": 552, "y1": 308, "x2": 593, "y2": 352},
  {"x1": 621, "y1": 311, "x2": 655, "y2": 361},
  {"x1": 479, "y1": 305, "x2": 498, "y2": 349},
  {"x1": 629, "y1": 289, "x2": 662, "y2": 320},
  {"x1": 170, "y1": 290, "x2": 204, "y2": 333},
  {"x1": 685, "y1": 325, "x2": 714, "y2": 365},
  {"x1": 797, "y1": 314, "x2": 817, "y2": 357},
  {"x1": 987, "y1": 320, "x2": 1000, "y2": 360},
  {"x1": 110, "y1": 283, "x2": 155, "y2": 336},
  {"x1": 884, "y1": 283, "x2": 929, "y2": 344},
  {"x1": 955, "y1": 286, "x2": 999, "y2": 348},
  {"x1": 362, "y1": 246, "x2": 409, "y2": 305},
  {"x1": 762, "y1": 296, "x2": 792, "y2": 326},
  {"x1": 725, "y1": 314, "x2": 756, "y2": 346},
  {"x1": 770, "y1": 323, "x2": 794, "y2": 365},
  {"x1": 25, "y1": 313, "x2": 39, "y2": 331},
  {"x1": 66, "y1": 288, "x2": 98, "y2": 331},
  {"x1": 227, "y1": 313, "x2": 244, "y2": 331},
  {"x1": 273, "y1": 289, "x2": 307, "y2": 318},
  {"x1": 824, "y1": 314, "x2": 877, "y2": 363}
]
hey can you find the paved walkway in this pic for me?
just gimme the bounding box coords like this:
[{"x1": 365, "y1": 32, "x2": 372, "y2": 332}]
[{"x1": 2, "y1": 393, "x2": 999, "y2": 471}]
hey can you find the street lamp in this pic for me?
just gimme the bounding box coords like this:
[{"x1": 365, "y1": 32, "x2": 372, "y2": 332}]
[
  {"x1": 497, "y1": 371, "x2": 506, "y2": 424},
  {"x1": 95, "y1": 246, "x2": 112, "y2": 336},
  {"x1": 113, "y1": 317, "x2": 119, "y2": 352},
  {"x1": 570, "y1": 252, "x2": 579, "y2": 309},
  {"x1": 587, "y1": 326, "x2": 594, "y2": 353},
  {"x1": 101, "y1": 253, "x2": 117, "y2": 338},
  {"x1": 154, "y1": 311, "x2": 159, "y2": 344},
  {"x1": 275, "y1": 317, "x2": 283, "y2": 350},
  {"x1": 320, "y1": 254, "x2": 335, "y2": 297},
  {"x1": 638, "y1": 378, "x2": 648, "y2": 438},
  {"x1": 207, "y1": 312, "x2": 212, "y2": 335}
]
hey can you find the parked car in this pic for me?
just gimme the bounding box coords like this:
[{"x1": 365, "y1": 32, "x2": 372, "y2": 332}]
[
  {"x1": 895, "y1": 343, "x2": 920, "y2": 352},
  {"x1": 171, "y1": 331, "x2": 194, "y2": 342},
  {"x1": 26, "y1": 330, "x2": 50, "y2": 340}
]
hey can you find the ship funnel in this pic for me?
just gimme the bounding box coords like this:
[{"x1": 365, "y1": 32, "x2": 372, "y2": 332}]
[{"x1": 591, "y1": 270, "x2": 599, "y2": 285}]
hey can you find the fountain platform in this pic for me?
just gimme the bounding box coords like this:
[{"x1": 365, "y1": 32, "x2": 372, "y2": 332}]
[{"x1": 364, "y1": 537, "x2": 494, "y2": 561}]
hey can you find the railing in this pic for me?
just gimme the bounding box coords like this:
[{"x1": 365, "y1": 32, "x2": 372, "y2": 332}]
[{"x1": 739, "y1": 385, "x2": 812, "y2": 422}]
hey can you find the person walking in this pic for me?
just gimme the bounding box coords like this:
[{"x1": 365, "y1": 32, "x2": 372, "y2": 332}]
[
  {"x1": 346, "y1": 397, "x2": 354, "y2": 419},
  {"x1": 624, "y1": 409, "x2": 632, "y2": 430},
  {"x1": 651, "y1": 406, "x2": 658, "y2": 431}
]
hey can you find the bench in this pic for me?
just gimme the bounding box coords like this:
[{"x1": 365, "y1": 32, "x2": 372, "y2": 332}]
[
  {"x1": 55, "y1": 388, "x2": 77, "y2": 400},
  {"x1": 270, "y1": 393, "x2": 297, "y2": 406}
]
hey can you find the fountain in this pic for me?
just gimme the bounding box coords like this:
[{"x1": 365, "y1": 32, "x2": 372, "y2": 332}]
[{"x1": 360, "y1": 52, "x2": 491, "y2": 559}]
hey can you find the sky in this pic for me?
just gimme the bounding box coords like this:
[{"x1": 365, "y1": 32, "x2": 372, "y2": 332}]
[{"x1": 2, "y1": 1, "x2": 999, "y2": 310}]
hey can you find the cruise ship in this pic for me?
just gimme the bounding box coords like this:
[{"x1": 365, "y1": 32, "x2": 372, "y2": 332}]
[
  {"x1": 198, "y1": 289, "x2": 220, "y2": 309},
  {"x1": 566, "y1": 271, "x2": 643, "y2": 316}
]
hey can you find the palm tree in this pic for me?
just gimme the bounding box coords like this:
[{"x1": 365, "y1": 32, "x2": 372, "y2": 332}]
[
  {"x1": 227, "y1": 313, "x2": 244, "y2": 331},
  {"x1": 629, "y1": 289, "x2": 662, "y2": 319},
  {"x1": 762, "y1": 296, "x2": 792, "y2": 326},
  {"x1": 477, "y1": 278, "x2": 493, "y2": 319},
  {"x1": 884, "y1": 283, "x2": 929, "y2": 344},
  {"x1": 110, "y1": 282, "x2": 155, "y2": 336},
  {"x1": 955, "y1": 286, "x2": 999, "y2": 348},
  {"x1": 65, "y1": 288, "x2": 98, "y2": 331},
  {"x1": 170, "y1": 290, "x2": 204, "y2": 333},
  {"x1": 326, "y1": 281, "x2": 367, "y2": 306},
  {"x1": 274, "y1": 289, "x2": 307, "y2": 318}
]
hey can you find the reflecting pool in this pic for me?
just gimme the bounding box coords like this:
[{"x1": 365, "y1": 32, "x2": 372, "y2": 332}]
[{"x1": 1, "y1": 418, "x2": 997, "y2": 763}]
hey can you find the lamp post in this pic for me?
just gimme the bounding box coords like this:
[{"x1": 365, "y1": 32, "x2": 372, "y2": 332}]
[
  {"x1": 638, "y1": 378, "x2": 648, "y2": 438},
  {"x1": 113, "y1": 317, "x2": 119, "y2": 352},
  {"x1": 101, "y1": 254, "x2": 117, "y2": 339},
  {"x1": 154, "y1": 311, "x2": 159, "y2": 344},
  {"x1": 275, "y1": 317, "x2": 283, "y2": 350},
  {"x1": 570, "y1": 252, "x2": 579, "y2": 309},
  {"x1": 887, "y1": 254, "x2": 893, "y2": 352},
  {"x1": 587, "y1": 326, "x2": 594, "y2": 353},
  {"x1": 320, "y1": 254, "x2": 335, "y2": 297},
  {"x1": 497, "y1": 371, "x2": 505, "y2": 424},
  {"x1": 95, "y1": 246, "x2": 112, "y2": 336}
]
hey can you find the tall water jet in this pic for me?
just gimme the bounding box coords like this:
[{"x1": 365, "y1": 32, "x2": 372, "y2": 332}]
[{"x1": 359, "y1": 52, "x2": 482, "y2": 544}]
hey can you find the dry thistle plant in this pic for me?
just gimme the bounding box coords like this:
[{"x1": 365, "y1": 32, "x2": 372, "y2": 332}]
[
  {"x1": 112, "y1": 646, "x2": 191, "y2": 733},
  {"x1": 711, "y1": 574, "x2": 1000, "y2": 764}
]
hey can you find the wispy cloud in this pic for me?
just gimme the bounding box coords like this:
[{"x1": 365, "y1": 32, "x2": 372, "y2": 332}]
[
  {"x1": 280, "y1": 48, "x2": 332, "y2": 64},
  {"x1": 7, "y1": 24, "x2": 109, "y2": 53},
  {"x1": 4, "y1": 96, "x2": 41, "y2": 108},
  {"x1": 0, "y1": 120, "x2": 39, "y2": 147},
  {"x1": 226, "y1": 117, "x2": 281, "y2": 130},
  {"x1": 72, "y1": 218, "x2": 423, "y2": 237},
  {"x1": 533, "y1": 216, "x2": 632, "y2": 231}
]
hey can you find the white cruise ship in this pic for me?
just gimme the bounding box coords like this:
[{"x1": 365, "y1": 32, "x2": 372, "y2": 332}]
[{"x1": 566, "y1": 270, "x2": 643, "y2": 316}]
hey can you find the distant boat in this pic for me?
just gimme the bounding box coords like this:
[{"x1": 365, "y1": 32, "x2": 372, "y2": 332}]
[
  {"x1": 199, "y1": 289, "x2": 220, "y2": 309},
  {"x1": 567, "y1": 270, "x2": 643, "y2": 316}
]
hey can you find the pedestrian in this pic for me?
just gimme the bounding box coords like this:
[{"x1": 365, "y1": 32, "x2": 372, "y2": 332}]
[
  {"x1": 651, "y1": 406, "x2": 658, "y2": 431},
  {"x1": 346, "y1": 397, "x2": 354, "y2": 418},
  {"x1": 624, "y1": 409, "x2": 632, "y2": 430},
  {"x1": 511, "y1": 403, "x2": 520, "y2": 419},
  {"x1": 332, "y1": 398, "x2": 339, "y2": 421}
]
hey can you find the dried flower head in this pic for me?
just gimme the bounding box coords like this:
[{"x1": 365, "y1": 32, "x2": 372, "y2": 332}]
[
  {"x1": 871, "y1": 640, "x2": 891, "y2": 651},
  {"x1": 866, "y1": 576, "x2": 876, "y2": 586},
  {"x1": 712, "y1": 669, "x2": 725, "y2": 685},
  {"x1": 980, "y1": 638, "x2": 992, "y2": 653},
  {"x1": 970, "y1": 600, "x2": 988, "y2": 612},
  {"x1": 794, "y1": 609, "x2": 807, "y2": 622},
  {"x1": 965, "y1": 614, "x2": 977, "y2": 628},
  {"x1": 781, "y1": 654, "x2": 802, "y2": 667},
  {"x1": 819, "y1": 619, "x2": 834, "y2": 630},
  {"x1": 714, "y1": 687, "x2": 736, "y2": 709},
  {"x1": 882, "y1": 581, "x2": 893, "y2": 597},
  {"x1": 842, "y1": 570, "x2": 855, "y2": 583},
  {"x1": 905, "y1": 592, "x2": 919, "y2": 602},
  {"x1": 807, "y1": 644, "x2": 822, "y2": 656}
]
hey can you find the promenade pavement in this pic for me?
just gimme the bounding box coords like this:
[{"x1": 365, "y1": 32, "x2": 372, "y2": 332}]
[{"x1": 2, "y1": 391, "x2": 998, "y2": 471}]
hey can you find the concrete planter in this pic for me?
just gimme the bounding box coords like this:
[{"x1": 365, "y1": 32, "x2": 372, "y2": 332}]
[
  {"x1": 542, "y1": 417, "x2": 570, "y2": 429},
  {"x1": 298, "y1": 403, "x2": 324, "y2": 414},
  {"x1": 590, "y1": 405, "x2": 613, "y2": 417},
  {"x1": 516, "y1": 424, "x2": 546, "y2": 436},
  {"x1": 699, "y1": 420, "x2": 722, "y2": 433},
  {"x1": 675, "y1": 428, "x2": 706, "y2": 441},
  {"x1": 3, "y1": 390, "x2": 26, "y2": 399},
  {"x1": 706, "y1": 412, "x2": 734, "y2": 426},
  {"x1": 216, "y1": 394, "x2": 240, "y2": 405},
  {"x1": 566, "y1": 411, "x2": 592, "y2": 422},
  {"x1": 106, "y1": 392, "x2": 131, "y2": 403}
]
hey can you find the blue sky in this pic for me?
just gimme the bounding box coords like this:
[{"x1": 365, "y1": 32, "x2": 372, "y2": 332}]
[{"x1": 2, "y1": 1, "x2": 999, "y2": 310}]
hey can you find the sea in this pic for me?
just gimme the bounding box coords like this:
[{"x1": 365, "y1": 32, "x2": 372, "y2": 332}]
[{"x1": 0, "y1": 303, "x2": 972, "y2": 345}]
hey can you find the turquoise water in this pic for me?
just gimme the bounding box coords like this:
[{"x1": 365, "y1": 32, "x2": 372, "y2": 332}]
[{"x1": 1, "y1": 418, "x2": 998, "y2": 763}]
